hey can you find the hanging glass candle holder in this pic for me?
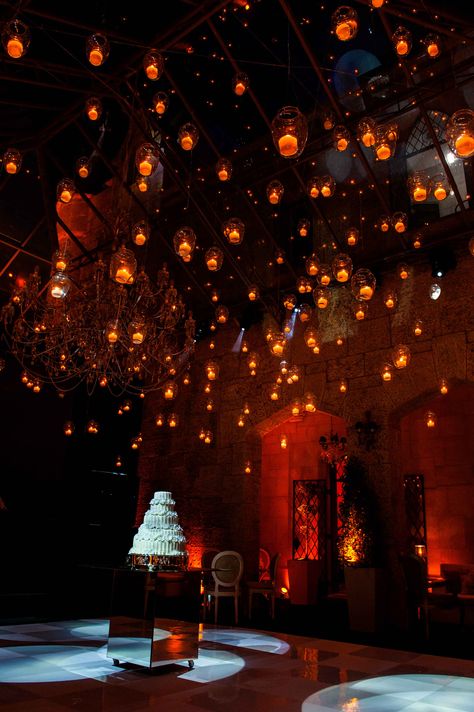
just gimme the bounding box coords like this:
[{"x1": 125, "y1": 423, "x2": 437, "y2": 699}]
[
  {"x1": 303, "y1": 392, "x2": 317, "y2": 413},
  {"x1": 136, "y1": 175, "x2": 149, "y2": 193},
  {"x1": 339, "y1": 379, "x2": 348, "y2": 393},
  {"x1": 383, "y1": 290, "x2": 397, "y2": 310},
  {"x1": 424, "y1": 34, "x2": 441, "y2": 58},
  {"x1": 247, "y1": 352, "x2": 259, "y2": 371},
  {"x1": 357, "y1": 117, "x2": 377, "y2": 148},
  {"x1": 297, "y1": 276, "x2": 312, "y2": 294},
  {"x1": 143, "y1": 49, "x2": 164, "y2": 80},
  {"x1": 333, "y1": 125, "x2": 350, "y2": 152},
  {"x1": 307, "y1": 177, "x2": 320, "y2": 199},
  {"x1": 345, "y1": 227, "x2": 359, "y2": 247},
  {"x1": 269, "y1": 383, "x2": 281, "y2": 401},
  {"x1": 76, "y1": 156, "x2": 91, "y2": 179},
  {"x1": 53, "y1": 249, "x2": 69, "y2": 272},
  {"x1": 332, "y1": 6, "x2": 359, "y2": 41},
  {"x1": 269, "y1": 333, "x2": 286, "y2": 357},
  {"x1": 233, "y1": 72, "x2": 249, "y2": 96},
  {"x1": 215, "y1": 305, "x2": 229, "y2": 324},
  {"x1": 168, "y1": 413, "x2": 179, "y2": 428},
  {"x1": 305, "y1": 254, "x2": 320, "y2": 277},
  {"x1": 64, "y1": 421, "x2": 75, "y2": 436},
  {"x1": 106, "y1": 319, "x2": 119, "y2": 344},
  {"x1": 304, "y1": 326, "x2": 318, "y2": 348},
  {"x1": 322, "y1": 110, "x2": 336, "y2": 131},
  {"x1": 135, "y1": 143, "x2": 159, "y2": 177},
  {"x1": 413, "y1": 319, "x2": 423, "y2": 337},
  {"x1": 374, "y1": 124, "x2": 398, "y2": 160},
  {"x1": 49, "y1": 272, "x2": 71, "y2": 300},
  {"x1": 320, "y1": 175, "x2": 336, "y2": 197},
  {"x1": 153, "y1": 91, "x2": 169, "y2": 115},
  {"x1": 317, "y1": 264, "x2": 332, "y2": 286},
  {"x1": 174, "y1": 227, "x2": 196, "y2": 262},
  {"x1": 2, "y1": 148, "x2": 22, "y2": 175},
  {"x1": 205, "y1": 360, "x2": 219, "y2": 380},
  {"x1": 398, "y1": 263, "x2": 409, "y2": 280},
  {"x1": 287, "y1": 365, "x2": 300, "y2": 384},
  {"x1": 205, "y1": 246, "x2": 224, "y2": 271},
  {"x1": 446, "y1": 109, "x2": 474, "y2": 158},
  {"x1": 392, "y1": 211, "x2": 408, "y2": 233},
  {"x1": 275, "y1": 249, "x2": 285, "y2": 264},
  {"x1": 377, "y1": 214, "x2": 391, "y2": 233},
  {"x1": 299, "y1": 304, "x2": 312, "y2": 322},
  {"x1": 392, "y1": 26, "x2": 412, "y2": 57},
  {"x1": 210, "y1": 289, "x2": 220, "y2": 303},
  {"x1": 271, "y1": 106, "x2": 308, "y2": 158},
  {"x1": 353, "y1": 300, "x2": 368, "y2": 321},
  {"x1": 381, "y1": 363, "x2": 392, "y2": 382},
  {"x1": 248, "y1": 284, "x2": 259, "y2": 301},
  {"x1": 129, "y1": 319, "x2": 146, "y2": 345},
  {"x1": 282, "y1": 318, "x2": 292, "y2": 335},
  {"x1": 86, "y1": 33, "x2": 109, "y2": 66},
  {"x1": 57, "y1": 178, "x2": 75, "y2": 204},
  {"x1": 178, "y1": 123, "x2": 199, "y2": 151},
  {"x1": 85, "y1": 97, "x2": 102, "y2": 121},
  {"x1": 298, "y1": 219, "x2": 310, "y2": 237},
  {"x1": 110, "y1": 246, "x2": 137, "y2": 284},
  {"x1": 314, "y1": 287, "x2": 330, "y2": 309},
  {"x1": 425, "y1": 411, "x2": 437, "y2": 428},
  {"x1": 163, "y1": 380, "x2": 178, "y2": 400},
  {"x1": 86, "y1": 420, "x2": 100, "y2": 435},
  {"x1": 223, "y1": 217, "x2": 245, "y2": 245},
  {"x1": 332, "y1": 253, "x2": 353, "y2": 283},
  {"x1": 439, "y1": 378, "x2": 449, "y2": 395},
  {"x1": 351, "y1": 268, "x2": 376, "y2": 300},
  {"x1": 132, "y1": 220, "x2": 149, "y2": 246},
  {"x1": 283, "y1": 294, "x2": 297, "y2": 310},
  {"x1": 205, "y1": 398, "x2": 215, "y2": 412},
  {"x1": 413, "y1": 233, "x2": 423, "y2": 249},
  {"x1": 392, "y1": 344, "x2": 411, "y2": 369},
  {"x1": 267, "y1": 179, "x2": 284, "y2": 205},
  {"x1": 216, "y1": 157, "x2": 232, "y2": 182},
  {"x1": 3, "y1": 19, "x2": 30, "y2": 59},
  {"x1": 432, "y1": 175, "x2": 448, "y2": 201},
  {"x1": 408, "y1": 172, "x2": 431, "y2": 202}
]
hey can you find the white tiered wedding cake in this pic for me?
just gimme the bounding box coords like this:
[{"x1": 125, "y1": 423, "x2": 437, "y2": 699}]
[{"x1": 128, "y1": 491, "x2": 188, "y2": 571}]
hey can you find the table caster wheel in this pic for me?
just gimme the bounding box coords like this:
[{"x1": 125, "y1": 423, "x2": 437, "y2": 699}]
[{"x1": 188, "y1": 659, "x2": 194, "y2": 669}]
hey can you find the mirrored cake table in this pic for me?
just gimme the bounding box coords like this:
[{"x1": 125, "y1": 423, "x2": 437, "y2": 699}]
[{"x1": 107, "y1": 568, "x2": 201, "y2": 669}]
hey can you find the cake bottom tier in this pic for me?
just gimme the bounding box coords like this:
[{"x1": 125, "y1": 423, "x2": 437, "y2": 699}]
[{"x1": 128, "y1": 553, "x2": 188, "y2": 572}]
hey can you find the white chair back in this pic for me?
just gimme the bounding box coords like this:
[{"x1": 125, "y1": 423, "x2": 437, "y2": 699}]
[{"x1": 211, "y1": 550, "x2": 243, "y2": 588}]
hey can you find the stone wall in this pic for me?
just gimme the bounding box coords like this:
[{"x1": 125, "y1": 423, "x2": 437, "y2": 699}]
[{"x1": 137, "y1": 249, "x2": 474, "y2": 611}]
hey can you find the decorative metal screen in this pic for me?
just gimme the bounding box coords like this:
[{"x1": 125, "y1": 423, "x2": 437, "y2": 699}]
[
  {"x1": 406, "y1": 110, "x2": 448, "y2": 157},
  {"x1": 403, "y1": 474, "x2": 427, "y2": 551},
  {"x1": 292, "y1": 479, "x2": 326, "y2": 560}
]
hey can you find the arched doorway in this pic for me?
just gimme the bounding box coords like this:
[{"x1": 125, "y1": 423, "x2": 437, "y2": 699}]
[
  {"x1": 399, "y1": 383, "x2": 474, "y2": 575},
  {"x1": 258, "y1": 408, "x2": 347, "y2": 593}
]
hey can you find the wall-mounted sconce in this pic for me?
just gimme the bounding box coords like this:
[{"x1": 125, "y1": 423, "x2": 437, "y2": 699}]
[{"x1": 353, "y1": 411, "x2": 379, "y2": 451}]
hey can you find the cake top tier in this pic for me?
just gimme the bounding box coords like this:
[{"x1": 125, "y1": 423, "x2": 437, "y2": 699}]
[{"x1": 151, "y1": 491, "x2": 173, "y2": 503}]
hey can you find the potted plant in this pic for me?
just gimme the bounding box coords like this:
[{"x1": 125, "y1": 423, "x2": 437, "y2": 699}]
[{"x1": 339, "y1": 456, "x2": 385, "y2": 632}]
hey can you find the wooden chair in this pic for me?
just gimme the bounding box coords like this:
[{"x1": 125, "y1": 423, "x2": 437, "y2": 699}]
[
  {"x1": 248, "y1": 552, "x2": 280, "y2": 620},
  {"x1": 204, "y1": 550, "x2": 244, "y2": 625}
]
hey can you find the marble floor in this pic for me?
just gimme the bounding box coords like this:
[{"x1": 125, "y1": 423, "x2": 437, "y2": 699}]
[{"x1": 0, "y1": 619, "x2": 473, "y2": 711}]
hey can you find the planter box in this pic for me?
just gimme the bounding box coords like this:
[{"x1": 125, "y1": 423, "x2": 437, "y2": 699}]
[
  {"x1": 344, "y1": 566, "x2": 385, "y2": 632},
  {"x1": 287, "y1": 559, "x2": 323, "y2": 605}
]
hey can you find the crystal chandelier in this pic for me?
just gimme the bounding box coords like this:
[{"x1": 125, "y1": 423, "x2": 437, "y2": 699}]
[{"x1": 2, "y1": 238, "x2": 196, "y2": 396}]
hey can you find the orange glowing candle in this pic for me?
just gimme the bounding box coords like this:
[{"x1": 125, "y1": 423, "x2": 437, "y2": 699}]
[
  {"x1": 115, "y1": 267, "x2": 132, "y2": 284},
  {"x1": 5, "y1": 161, "x2": 18, "y2": 174},
  {"x1": 139, "y1": 160, "x2": 153, "y2": 176},
  {"x1": 434, "y1": 185, "x2": 447, "y2": 201},
  {"x1": 7, "y1": 38, "x2": 23, "y2": 58},
  {"x1": 234, "y1": 81, "x2": 246, "y2": 96},
  {"x1": 317, "y1": 296, "x2": 328, "y2": 308},
  {"x1": 321, "y1": 185, "x2": 331, "y2": 197},
  {"x1": 359, "y1": 285, "x2": 373, "y2": 299},
  {"x1": 60, "y1": 190, "x2": 72, "y2": 203},
  {"x1": 146, "y1": 64, "x2": 158, "y2": 80},
  {"x1": 320, "y1": 275, "x2": 330, "y2": 286},
  {"x1": 413, "y1": 186, "x2": 427, "y2": 202},
  {"x1": 278, "y1": 133, "x2": 298, "y2": 157},
  {"x1": 337, "y1": 137, "x2": 348, "y2": 151},
  {"x1": 376, "y1": 144, "x2": 391, "y2": 160},
  {"x1": 455, "y1": 133, "x2": 474, "y2": 157},
  {"x1": 88, "y1": 107, "x2": 98, "y2": 121},
  {"x1": 310, "y1": 187, "x2": 319, "y2": 198},
  {"x1": 362, "y1": 132, "x2": 375, "y2": 147},
  {"x1": 218, "y1": 169, "x2": 228, "y2": 181},
  {"x1": 396, "y1": 40, "x2": 408, "y2": 56},
  {"x1": 78, "y1": 166, "x2": 89, "y2": 178},
  {"x1": 427, "y1": 43, "x2": 439, "y2": 58},
  {"x1": 181, "y1": 135, "x2": 194, "y2": 150},
  {"x1": 89, "y1": 49, "x2": 103, "y2": 66},
  {"x1": 336, "y1": 268, "x2": 349, "y2": 282}
]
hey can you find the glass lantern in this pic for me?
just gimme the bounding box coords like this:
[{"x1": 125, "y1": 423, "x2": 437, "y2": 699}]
[
  {"x1": 216, "y1": 157, "x2": 232, "y2": 182},
  {"x1": 143, "y1": 49, "x2": 164, "y2": 80},
  {"x1": 132, "y1": 220, "x2": 149, "y2": 246},
  {"x1": 135, "y1": 143, "x2": 159, "y2": 177},
  {"x1": 136, "y1": 175, "x2": 150, "y2": 193},
  {"x1": 49, "y1": 272, "x2": 71, "y2": 300},
  {"x1": 3, "y1": 147, "x2": 22, "y2": 174},
  {"x1": 210, "y1": 289, "x2": 220, "y2": 303},
  {"x1": 392, "y1": 212, "x2": 408, "y2": 234},
  {"x1": 304, "y1": 326, "x2": 318, "y2": 348},
  {"x1": 267, "y1": 180, "x2": 284, "y2": 205},
  {"x1": 353, "y1": 300, "x2": 368, "y2": 321},
  {"x1": 306, "y1": 254, "x2": 320, "y2": 277},
  {"x1": 407, "y1": 172, "x2": 432, "y2": 202},
  {"x1": 351, "y1": 268, "x2": 376, "y2": 300},
  {"x1": 357, "y1": 117, "x2": 376, "y2": 148},
  {"x1": 424, "y1": 34, "x2": 441, "y2": 58},
  {"x1": 345, "y1": 227, "x2": 359, "y2": 246},
  {"x1": 413, "y1": 319, "x2": 423, "y2": 337},
  {"x1": 275, "y1": 248, "x2": 285, "y2": 264},
  {"x1": 271, "y1": 106, "x2": 308, "y2": 158},
  {"x1": 86, "y1": 33, "x2": 109, "y2": 66},
  {"x1": 153, "y1": 91, "x2": 169, "y2": 115},
  {"x1": 223, "y1": 217, "x2": 245, "y2": 245},
  {"x1": 296, "y1": 276, "x2": 312, "y2": 294},
  {"x1": 425, "y1": 411, "x2": 437, "y2": 428},
  {"x1": 317, "y1": 264, "x2": 332, "y2": 286},
  {"x1": 320, "y1": 175, "x2": 336, "y2": 198},
  {"x1": 110, "y1": 246, "x2": 137, "y2": 285},
  {"x1": 392, "y1": 26, "x2": 412, "y2": 57},
  {"x1": 63, "y1": 421, "x2": 75, "y2": 436},
  {"x1": 446, "y1": 109, "x2": 474, "y2": 158},
  {"x1": 287, "y1": 365, "x2": 300, "y2": 384},
  {"x1": 57, "y1": 178, "x2": 75, "y2": 204},
  {"x1": 106, "y1": 320, "x2": 120, "y2": 344},
  {"x1": 205, "y1": 246, "x2": 224, "y2": 271},
  {"x1": 413, "y1": 233, "x2": 423, "y2": 249},
  {"x1": 85, "y1": 97, "x2": 102, "y2": 121},
  {"x1": 86, "y1": 420, "x2": 100, "y2": 434},
  {"x1": 163, "y1": 380, "x2": 178, "y2": 400},
  {"x1": 377, "y1": 214, "x2": 391, "y2": 233},
  {"x1": 374, "y1": 124, "x2": 398, "y2": 160},
  {"x1": 314, "y1": 287, "x2": 330, "y2": 309},
  {"x1": 439, "y1": 378, "x2": 449, "y2": 395},
  {"x1": 232, "y1": 72, "x2": 249, "y2": 96},
  {"x1": 432, "y1": 175, "x2": 448, "y2": 201},
  {"x1": 76, "y1": 156, "x2": 91, "y2": 179},
  {"x1": 283, "y1": 294, "x2": 297, "y2": 310},
  {"x1": 384, "y1": 290, "x2": 397, "y2": 310},
  {"x1": 2, "y1": 19, "x2": 30, "y2": 59},
  {"x1": 299, "y1": 304, "x2": 312, "y2": 322},
  {"x1": 173, "y1": 226, "x2": 196, "y2": 262},
  {"x1": 53, "y1": 249, "x2": 69, "y2": 272},
  {"x1": 392, "y1": 344, "x2": 411, "y2": 369},
  {"x1": 269, "y1": 333, "x2": 286, "y2": 357},
  {"x1": 307, "y1": 177, "x2": 320, "y2": 199},
  {"x1": 168, "y1": 413, "x2": 179, "y2": 428},
  {"x1": 333, "y1": 125, "x2": 351, "y2": 152},
  {"x1": 215, "y1": 305, "x2": 229, "y2": 324},
  {"x1": 178, "y1": 123, "x2": 199, "y2": 151},
  {"x1": 332, "y1": 6, "x2": 359, "y2": 41},
  {"x1": 298, "y1": 218, "x2": 310, "y2": 237},
  {"x1": 332, "y1": 253, "x2": 353, "y2": 283},
  {"x1": 269, "y1": 383, "x2": 281, "y2": 401},
  {"x1": 322, "y1": 110, "x2": 336, "y2": 131},
  {"x1": 303, "y1": 392, "x2": 317, "y2": 413},
  {"x1": 247, "y1": 352, "x2": 259, "y2": 371},
  {"x1": 129, "y1": 319, "x2": 146, "y2": 345},
  {"x1": 248, "y1": 284, "x2": 259, "y2": 301},
  {"x1": 205, "y1": 360, "x2": 219, "y2": 381},
  {"x1": 381, "y1": 363, "x2": 393, "y2": 381},
  {"x1": 398, "y1": 263, "x2": 410, "y2": 280}
]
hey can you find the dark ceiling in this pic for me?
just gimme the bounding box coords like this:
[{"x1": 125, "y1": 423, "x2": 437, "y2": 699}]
[{"x1": 1, "y1": 0, "x2": 474, "y2": 327}]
